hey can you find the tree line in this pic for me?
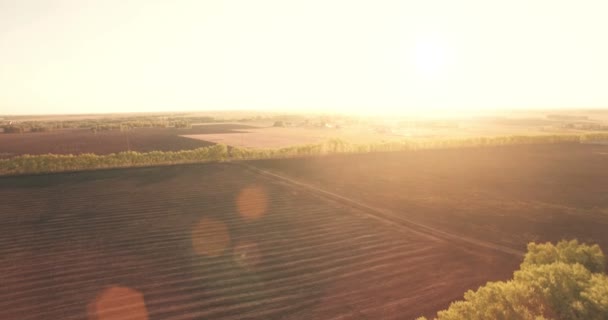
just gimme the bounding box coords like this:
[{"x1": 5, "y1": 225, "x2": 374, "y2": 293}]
[
  {"x1": 1, "y1": 133, "x2": 608, "y2": 176},
  {"x1": 0, "y1": 116, "x2": 216, "y2": 134}
]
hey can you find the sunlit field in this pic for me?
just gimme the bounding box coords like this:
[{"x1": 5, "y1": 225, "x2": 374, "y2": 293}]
[
  {"x1": 1, "y1": 111, "x2": 608, "y2": 319},
  {"x1": 0, "y1": 163, "x2": 519, "y2": 319},
  {"x1": 3, "y1": 0, "x2": 608, "y2": 319}
]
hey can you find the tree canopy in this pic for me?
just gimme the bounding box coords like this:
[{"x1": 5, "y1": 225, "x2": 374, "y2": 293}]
[{"x1": 418, "y1": 240, "x2": 608, "y2": 320}]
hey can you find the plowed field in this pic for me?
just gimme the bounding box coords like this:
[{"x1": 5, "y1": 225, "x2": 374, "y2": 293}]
[
  {"x1": 0, "y1": 124, "x2": 256, "y2": 158},
  {"x1": 0, "y1": 163, "x2": 517, "y2": 320},
  {"x1": 251, "y1": 144, "x2": 608, "y2": 251}
]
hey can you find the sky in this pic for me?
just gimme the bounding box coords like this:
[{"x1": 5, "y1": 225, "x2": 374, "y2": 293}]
[{"x1": 1, "y1": 0, "x2": 607, "y2": 115}]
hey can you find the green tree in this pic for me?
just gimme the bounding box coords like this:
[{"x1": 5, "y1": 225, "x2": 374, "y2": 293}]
[{"x1": 419, "y1": 240, "x2": 608, "y2": 320}]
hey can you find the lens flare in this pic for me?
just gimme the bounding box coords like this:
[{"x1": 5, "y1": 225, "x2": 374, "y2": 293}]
[
  {"x1": 236, "y1": 186, "x2": 268, "y2": 220},
  {"x1": 191, "y1": 218, "x2": 230, "y2": 257},
  {"x1": 88, "y1": 286, "x2": 148, "y2": 320}
]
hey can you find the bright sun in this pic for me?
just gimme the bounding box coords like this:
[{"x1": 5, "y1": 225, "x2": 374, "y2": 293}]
[
  {"x1": 413, "y1": 39, "x2": 449, "y2": 77},
  {"x1": 2, "y1": 1, "x2": 608, "y2": 115}
]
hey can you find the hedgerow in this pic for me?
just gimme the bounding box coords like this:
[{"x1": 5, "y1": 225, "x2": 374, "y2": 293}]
[{"x1": 1, "y1": 133, "x2": 608, "y2": 176}]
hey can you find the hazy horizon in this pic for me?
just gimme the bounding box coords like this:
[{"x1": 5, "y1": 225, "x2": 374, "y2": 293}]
[
  {"x1": 2, "y1": 0, "x2": 608, "y2": 115},
  {"x1": 4, "y1": 106, "x2": 608, "y2": 119}
]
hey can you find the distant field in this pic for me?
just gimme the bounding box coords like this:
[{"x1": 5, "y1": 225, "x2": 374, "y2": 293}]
[
  {"x1": 0, "y1": 124, "x2": 256, "y2": 158},
  {"x1": 251, "y1": 143, "x2": 608, "y2": 251},
  {"x1": 0, "y1": 163, "x2": 516, "y2": 320},
  {"x1": 181, "y1": 126, "x2": 401, "y2": 148},
  {"x1": 3, "y1": 112, "x2": 605, "y2": 157},
  {"x1": 180, "y1": 123, "x2": 594, "y2": 149}
]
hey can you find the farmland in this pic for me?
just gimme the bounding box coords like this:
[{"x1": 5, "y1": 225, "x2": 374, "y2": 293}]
[
  {"x1": 5, "y1": 110, "x2": 608, "y2": 159},
  {"x1": 251, "y1": 143, "x2": 608, "y2": 252},
  {"x1": 181, "y1": 126, "x2": 406, "y2": 148},
  {"x1": 4, "y1": 0, "x2": 608, "y2": 317},
  {"x1": 0, "y1": 162, "x2": 518, "y2": 320},
  {"x1": 0, "y1": 124, "x2": 256, "y2": 158},
  {"x1": 3, "y1": 143, "x2": 608, "y2": 319},
  {"x1": 3, "y1": 113, "x2": 608, "y2": 319},
  {"x1": 179, "y1": 121, "x2": 597, "y2": 149},
  {"x1": 178, "y1": 111, "x2": 608, "y2": 149}
]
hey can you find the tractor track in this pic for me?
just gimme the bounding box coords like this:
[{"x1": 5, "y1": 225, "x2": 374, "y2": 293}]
[{"x1": 239, "y1": 163, "x2": 524, "y2": 257}]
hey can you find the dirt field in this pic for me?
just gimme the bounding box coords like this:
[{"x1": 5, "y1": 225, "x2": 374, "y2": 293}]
[
  {"x1": 180, "y1": 124, "x2": 600, "y2": 149},
  {"x1": 0, "y1": 163, "x2": 517, "y2": 320},
  {"x1": 251, "y1": 143, "x2": 608, "y2": 252},
  {"x1": 181, "y1": 126, "x2": 402, "y2": 148},
  {"x1": 0, "y1": 124, "x2": 256, "y2": 158}
]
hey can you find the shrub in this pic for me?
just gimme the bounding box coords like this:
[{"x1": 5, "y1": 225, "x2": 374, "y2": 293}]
[{"x1": 418, "y1": 240, "x2": 608, "y2": 320}]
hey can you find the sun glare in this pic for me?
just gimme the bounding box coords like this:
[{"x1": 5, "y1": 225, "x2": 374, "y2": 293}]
[
  {"x1": 1, "y1": 1, "x2": 607, "y2": 115},
  {"x1": 413, "y1": 39, "x2": 448, "y2": 77}
]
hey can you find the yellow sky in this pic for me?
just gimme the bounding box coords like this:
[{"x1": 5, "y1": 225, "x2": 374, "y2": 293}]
[{"x1": 1, "y1": 0, "x2": 607, "y2": 115}]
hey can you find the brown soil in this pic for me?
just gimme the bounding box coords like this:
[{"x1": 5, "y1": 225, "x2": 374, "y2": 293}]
[
  {"x1": 0, "y1": 124, "x2": 256, "y2": 158},
  {"x1": 0, "y1": 163, "x2": 517, "y2": 320},
  {"x1": 180, "y1": 126, "x2": 399, "y2": 149},
  {"x1": 251, "y1": 143, "x2": 608, "y2": 252}
]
